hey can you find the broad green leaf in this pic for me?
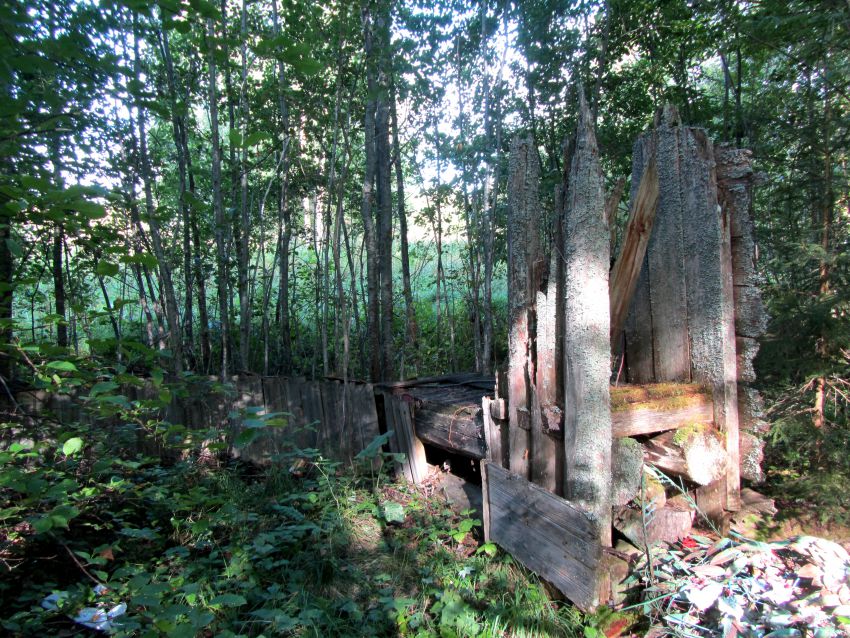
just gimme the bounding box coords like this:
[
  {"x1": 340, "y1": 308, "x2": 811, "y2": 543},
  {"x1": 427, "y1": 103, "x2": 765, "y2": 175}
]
[
  {"x1": 47, "y1": 360, "x2": 77, "y2": 372},
  {"x1": 62, "y1": 437, "x2": 84, "y2": 455},
  {"x1": 235, "y1": 428, "x2": 263, "y2": 447},
  {"x1": 32, "y1": 516, "x2": 53, "y2": 533}
]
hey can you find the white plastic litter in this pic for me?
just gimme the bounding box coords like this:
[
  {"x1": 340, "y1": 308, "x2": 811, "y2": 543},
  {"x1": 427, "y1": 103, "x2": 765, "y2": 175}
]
[{"x1": 41, "y1": 584, "x2": 127, "y2": 632}]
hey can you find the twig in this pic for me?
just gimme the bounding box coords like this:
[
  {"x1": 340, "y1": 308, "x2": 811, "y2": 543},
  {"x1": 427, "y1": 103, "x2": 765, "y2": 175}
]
[{"x1": 62, "y1": 542, "x2": 103, "y2": 586}]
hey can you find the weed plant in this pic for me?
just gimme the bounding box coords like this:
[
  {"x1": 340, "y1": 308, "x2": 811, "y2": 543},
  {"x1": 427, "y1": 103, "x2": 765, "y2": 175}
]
[{"x1": 0, "y1": 365, "x2": 586, "y2": 637}]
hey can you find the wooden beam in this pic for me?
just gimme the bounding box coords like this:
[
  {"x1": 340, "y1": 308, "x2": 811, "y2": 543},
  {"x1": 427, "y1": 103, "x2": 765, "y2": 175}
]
[
  {"x1": 506, "y1": 134, "x2": 540, "y2": 480},
  {"x1": 562, "y1": 92, "x2": 612, "y2": 544},
  {"x1": 611, "y1": 394, "x2": 714, "y2": 438},
  {"x1": 609, "y1": 157, "x2": 660, "y2": 347}
]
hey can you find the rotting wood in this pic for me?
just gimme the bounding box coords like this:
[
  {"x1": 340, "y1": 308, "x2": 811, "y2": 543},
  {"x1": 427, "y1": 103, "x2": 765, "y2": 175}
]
[
  {"x1": 483, "y1": 462, "x2": 603, "y2": 611},
  {"x1": 646, "y1": 106, "x2": 691, "y2": 381},
  {"x1": 482, "y1": 396, "x2": 505, "y2": 468},
  {"x1": 609, "y1": 156, "x2": 660, "y2": 348},
  {"x1": 533, "y1": 249, "x2": 562, "y2": 493},
  {"x1": 679, "y1": 127, "x2": 741, "y2": 510},
  {"x1": 605, "y1": 176, "x2": 627, "y2": 256},
  {"x1": 412, "y1": 401, "x2": 486, "y2": 459},
  {"x1": 381, "y1": 390, "x2": 428, "y2": 484},
  {"x1": 612, "y1": 392, "x2": 714, "y2": 438},
  {"x1": 643, "y1": 426, "x2": 728, "y2": 486},
  {"x1": 614, "y1": 505, "x2": 694, "y2": 548},
  {"x1": 562, "y1": 93, "x2": 612, "y2": 544},
  {"x1": 506, "y1": 134, "x2": 539, "y2": 480},
  {"x1": 611, "y1": 438, "x2": 643, "y2": 506}
]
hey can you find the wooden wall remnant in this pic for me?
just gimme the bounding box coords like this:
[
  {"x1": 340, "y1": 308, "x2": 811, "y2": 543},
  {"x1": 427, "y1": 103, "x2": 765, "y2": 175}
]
[
  {"x1": 623, "y1": 106, "x2": 747, "y2": 515},
  {"x1": 717, "y1": 146, "x2": 768, "y2": 483},
  {"x1": 506, "y1": 134, "x2": 540, "y2": 480},
  {"x1": 482, "y1": 462, "x2": 603, "y2": 611},
  {"x1": 562, "y1": 94, "x2": 612, "y2": 543}
]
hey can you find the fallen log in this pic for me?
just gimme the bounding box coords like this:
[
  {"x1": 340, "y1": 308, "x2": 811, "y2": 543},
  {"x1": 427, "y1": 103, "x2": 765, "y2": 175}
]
[{"x1": 643, "y1": 425, "x2": 728, "y2": 486}]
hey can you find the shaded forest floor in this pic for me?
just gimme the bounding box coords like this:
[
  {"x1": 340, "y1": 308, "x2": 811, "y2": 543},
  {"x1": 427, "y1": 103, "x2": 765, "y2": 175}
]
[{"x1": 0, "y1": 437, "x2": 589, "y2": 637}]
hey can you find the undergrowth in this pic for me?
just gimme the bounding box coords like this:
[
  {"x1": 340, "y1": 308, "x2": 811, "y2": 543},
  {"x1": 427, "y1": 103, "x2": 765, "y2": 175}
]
[{"x1": 0, "y1": 368, "x2": 586, "y2": 637}]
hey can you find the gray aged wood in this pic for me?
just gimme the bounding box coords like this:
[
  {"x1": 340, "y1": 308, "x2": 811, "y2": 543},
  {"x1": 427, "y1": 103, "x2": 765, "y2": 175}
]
[
  {"x1": 482, "y1": 396, "x2": 505, "y2": 468},
  {"x1": 623, "y1": 254, "x2": 655, "y2": 383},
  {"x1": 611, "y1": 438, "x2": 643, "y2": 506},
  {"x1": 482, "y1": 462, "x2": 603, "y2": 611},
  {"x1": 646, "y1": 107, "x2": 691, "y2": 381},
  {"x1": 506, "y1": 134, "x2": 540, "y2": 480},
  {"x1": 381, "y1": 391, "x2": 428, "y2": 484},
  {"x1": 562, "y1": 93, "x2": 612, "y2": 543},
  {"x1": 612, "y1": 395, "x2": 714, "y2": 438},
  {"x1": 614, "y1": 505, "x2": 694, "y2": 548}
]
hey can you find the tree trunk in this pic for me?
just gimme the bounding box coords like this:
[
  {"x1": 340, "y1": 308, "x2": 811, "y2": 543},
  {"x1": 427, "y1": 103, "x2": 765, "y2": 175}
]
[
  {"x1": 132, "y1": 15, "x2": 183, "y2": 374},
  {"x1": 361, "y1": 0, "x2": 382, "y2": 382},
  {"x1": 206, "y1": 16, "x2": 231, "y2": 378},
  {"x1": 391, "y1": 80, "x2": 417, "y2": 378}
]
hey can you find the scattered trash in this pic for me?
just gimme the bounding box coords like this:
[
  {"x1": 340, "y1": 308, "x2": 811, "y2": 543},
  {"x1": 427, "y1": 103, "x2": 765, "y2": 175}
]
[
  {"x1": 633, "y1": 534, "x2": 850, "y2": 637},
  {"x1": 41, "y1": 583, "x2": 127, "y2": 632}
]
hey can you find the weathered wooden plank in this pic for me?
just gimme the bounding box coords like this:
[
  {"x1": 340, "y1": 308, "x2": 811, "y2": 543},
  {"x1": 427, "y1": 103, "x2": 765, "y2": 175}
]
[
  {"x1": 733, "y1": 285, "x2": 768, "y2": 338},
  {"x1": 612, "y1": 394, "x2": 714, "y2": 438},
  {"x1": 482, "y1": 396, "x2": 504, "y2": 467},
  {"x1": 483, "y1": 462, "x2": 603, "y2": 611},
  {"x1": 736, "y1": 336, "x2": 759, "y2": 383},
  {"x1": 381, "y1": 392, "x2": 427, "y2": 484},
  {"x1": 609, "y1": 156, "x2": 660, "y2": 347},
  {"x1": 532, "y1": 255, "x2": 562, "y2": 494},
  {"x1": 350, "y1": 381, "x2": 381, "y2": 456},
  {"x1": 614, "y1": 505, "x2": 694, "y2": 548},
  {"x1": 623, "y1": 254, "x2": 655, "y2": 383},
  {"x1": 506, "y1": 133, "x2": 539, "y2": 480},
  {"x1": 562, "y1": 93, "x2": 612, "y2": 543},
  {"x1": 611, "y1": 438, "x2": 643, "y2": 506},
  {"x1": 647, "y1": 107, "x2": 691, "y2": 381}
]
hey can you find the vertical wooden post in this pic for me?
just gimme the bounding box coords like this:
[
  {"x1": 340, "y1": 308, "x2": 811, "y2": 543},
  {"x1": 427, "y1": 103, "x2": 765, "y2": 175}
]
[
  {"x1": 506, "y1": 134, "x2": 539, "y2": 480},
  {"x1": 562, "y1": 93, "x2": 612, "y2": 545}
]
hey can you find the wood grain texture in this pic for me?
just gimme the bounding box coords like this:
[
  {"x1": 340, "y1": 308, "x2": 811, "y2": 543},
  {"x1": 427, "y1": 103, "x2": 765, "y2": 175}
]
[
  {"x1": 562, "y1": 93, "x2": 612, "y2": 542},
  {"x1": 647, "y1": 110, "x2": 691, "y2": 381},
  {"x1": 483, "y1": 462, "x2": 603, "y2": 611},
  {"x1": 506, "y1": 134, "x2": 540, "y2": 480},
  {"x1": 612, "y1": 395, "x2": 714, "y2": 438},
  {"x1": 643, "y1": 427, "x2": 728, "y2": 486},
  {"x1": 609, "y1": 157, "x2": 659, "y2": 347}
]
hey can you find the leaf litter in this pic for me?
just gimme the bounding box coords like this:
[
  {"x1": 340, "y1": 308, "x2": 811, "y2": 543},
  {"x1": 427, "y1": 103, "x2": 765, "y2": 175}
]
[{"x1": 631, "y1": 533, "x2": 850, "y2": 638}]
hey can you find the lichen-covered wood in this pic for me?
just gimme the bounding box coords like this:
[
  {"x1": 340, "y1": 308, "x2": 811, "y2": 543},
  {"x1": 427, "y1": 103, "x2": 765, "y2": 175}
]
[
  {"x1": 506, "y1": 134, "x2": 540, "y2": 480},
  {"x1": 562, "y1": 93, "x2": 612, "y2": 542},
  {"x1": 717, "y1": 145, "x2": 767, "y2": 485}
]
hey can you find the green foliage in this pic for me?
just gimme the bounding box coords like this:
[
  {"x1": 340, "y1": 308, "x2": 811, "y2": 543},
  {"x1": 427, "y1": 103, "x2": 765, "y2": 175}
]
[{"x1": 0, "y1": 368, "x2": 588, "y2": 636}]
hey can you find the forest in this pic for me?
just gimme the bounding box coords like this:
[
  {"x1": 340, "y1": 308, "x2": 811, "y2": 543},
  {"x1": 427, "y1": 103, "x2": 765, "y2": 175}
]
[{"x1": 1, "y1": 0, "x2": 850, "y2": 635}]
